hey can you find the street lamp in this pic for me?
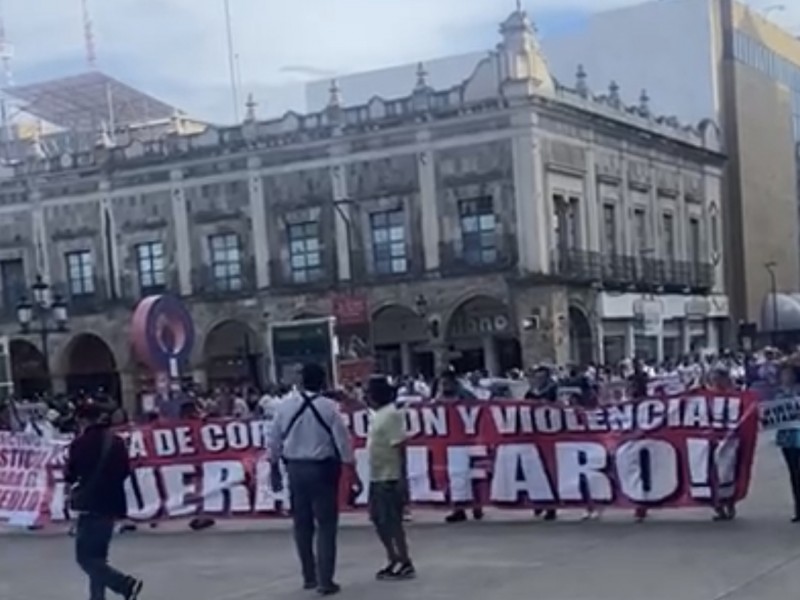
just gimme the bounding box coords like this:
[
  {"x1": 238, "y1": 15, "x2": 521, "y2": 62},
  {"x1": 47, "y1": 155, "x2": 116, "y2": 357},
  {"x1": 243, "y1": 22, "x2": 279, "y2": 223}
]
[
  {"x1": 764, "y1": 261, "x2": 779, "y2": 347},
  {"x1": 16, "y1": 275, "x2": 69, "y2": 385}
]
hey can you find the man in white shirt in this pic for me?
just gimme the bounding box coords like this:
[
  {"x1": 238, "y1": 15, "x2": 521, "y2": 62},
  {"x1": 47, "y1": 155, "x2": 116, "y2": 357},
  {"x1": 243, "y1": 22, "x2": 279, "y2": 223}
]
[{"x1": 267, "y1": 364, "x2": 361, "y2": 596}]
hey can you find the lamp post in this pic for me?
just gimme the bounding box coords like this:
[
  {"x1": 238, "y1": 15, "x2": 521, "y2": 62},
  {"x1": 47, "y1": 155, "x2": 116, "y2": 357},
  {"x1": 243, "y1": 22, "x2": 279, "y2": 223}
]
[
  {"x1": 764, "y1": 261, "x2": 779, "y2": 347},
  {"x1": 16, "y1": 275, "x2": 69, "y2": 387}
]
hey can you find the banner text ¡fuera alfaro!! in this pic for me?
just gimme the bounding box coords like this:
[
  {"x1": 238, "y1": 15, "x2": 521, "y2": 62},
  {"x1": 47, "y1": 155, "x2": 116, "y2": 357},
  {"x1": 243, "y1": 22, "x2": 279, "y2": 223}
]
[{"x1": 23, "y1": 391, "x2": 760, "y2": 524}]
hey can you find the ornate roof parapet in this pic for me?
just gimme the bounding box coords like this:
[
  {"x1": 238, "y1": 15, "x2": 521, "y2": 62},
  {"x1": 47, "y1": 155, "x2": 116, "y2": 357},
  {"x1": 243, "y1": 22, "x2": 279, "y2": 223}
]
[{"x1": 19, "y1": 8, "x2": 722, "y2": 178}]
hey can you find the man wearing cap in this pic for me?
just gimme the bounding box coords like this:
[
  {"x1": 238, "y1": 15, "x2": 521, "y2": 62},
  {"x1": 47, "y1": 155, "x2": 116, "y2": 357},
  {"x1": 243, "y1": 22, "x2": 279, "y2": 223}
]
[
  {"x1": 66, "y1": 402, "x2": 143, "y2": 600},
  {"x1": 268, "y1": 363, "x2": 361, "y2": 596}
]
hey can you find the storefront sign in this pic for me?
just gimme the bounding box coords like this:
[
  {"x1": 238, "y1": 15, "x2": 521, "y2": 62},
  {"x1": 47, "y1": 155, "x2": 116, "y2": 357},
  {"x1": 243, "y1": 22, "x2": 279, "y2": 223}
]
[
  {"x1": 332, "y1": 294, "x2": 373, "y2": 386},
  {"x1": 131, "y1": 295, "x2": 195, "y2": 376}
]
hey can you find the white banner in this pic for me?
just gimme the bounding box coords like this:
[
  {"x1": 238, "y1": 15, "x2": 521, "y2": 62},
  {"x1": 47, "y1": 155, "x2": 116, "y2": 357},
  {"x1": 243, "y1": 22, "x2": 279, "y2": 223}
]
[
  {"x1": 759, "y1": 396, "x2": 800, "y2": 431},
  {"x1": 0, "y1": 432, "x2": 52, "y2": 526}
]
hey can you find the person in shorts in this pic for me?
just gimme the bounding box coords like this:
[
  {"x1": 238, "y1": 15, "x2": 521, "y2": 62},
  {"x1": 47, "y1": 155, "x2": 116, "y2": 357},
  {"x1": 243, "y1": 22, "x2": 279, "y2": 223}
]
[{"x1": 366, "y1": 375, "x2": 415, "y2": 580}]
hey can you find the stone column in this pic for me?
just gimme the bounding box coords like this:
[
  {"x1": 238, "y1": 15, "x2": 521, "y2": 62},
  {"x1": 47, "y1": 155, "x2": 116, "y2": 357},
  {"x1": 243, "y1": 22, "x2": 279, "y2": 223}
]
[
  {"x1": 119, "y1": 371, "x2": 138, "y2": 414},
  {"x1": 625, "y1": 321, "x2": 636, "y2": 359},
  {"x1": 400, "y1": 343, "x2": 413, "y2": 377},
  {"x1": 511, "y1": 111, "x2": 549, "y2": 274},
  {"x1": 595, "y1": 318, "x2": 606, "y2": 365},
  {"x1": 330, "y1": 162, "x2": 352, "y2": 282},
  {"x1": 585, "y1": 147, "x2": 600, "y2": 252},
  {"x1": 30, "y1": 189, "x2": 50, "y2": 282},
  {"x1": 681, "y1": 319, "x2": 692, "y2": 354},
  {"x1": 248, "y1": 156, "x2": 271, "y2": 288},
  {"x1": 482, "y1": 336, "x2": 499, "y2": 376},
  {"x1": 169, "y1": 169, "x2": 192, "y2": 296},
  {"x1": 416, "y1": 130, "x2": 440, "y2": 271},
  {"x1": 620, "y1": 148, "x2": 632, "y2": 255},
  {"x1": 98, "y1": 182, "x2": 121, "y2": 298}
]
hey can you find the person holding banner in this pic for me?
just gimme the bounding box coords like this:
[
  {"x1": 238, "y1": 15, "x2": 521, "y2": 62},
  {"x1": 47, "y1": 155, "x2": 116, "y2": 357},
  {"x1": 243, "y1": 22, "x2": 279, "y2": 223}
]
[
  {"x1": 66, "y1": 402, "x2": 144, "y2": 600},
  {"x1": 706, "y1": 366, "x2": 738, "y2": 522},
  {"x1": 774, "y1": 363, "x2": 800, "y2": 522},
  {"x1": 268, "y1": 363, "x2": 361, "y2": 596},
  {"x1": 365, "y1": 375, "x2": 416, "y2": 580}
]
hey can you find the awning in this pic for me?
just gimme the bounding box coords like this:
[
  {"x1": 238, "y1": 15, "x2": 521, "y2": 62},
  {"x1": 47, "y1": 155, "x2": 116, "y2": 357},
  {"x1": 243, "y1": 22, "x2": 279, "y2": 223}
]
[{"x1": 760, "y1": 293, "x2": 800, "y2": 332}]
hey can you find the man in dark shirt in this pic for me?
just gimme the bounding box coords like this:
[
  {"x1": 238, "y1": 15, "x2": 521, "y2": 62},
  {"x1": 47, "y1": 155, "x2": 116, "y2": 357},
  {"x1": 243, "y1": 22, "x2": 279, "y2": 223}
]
[{"x1": 66, "y1": 402, "x2": 143, "y2": 600}]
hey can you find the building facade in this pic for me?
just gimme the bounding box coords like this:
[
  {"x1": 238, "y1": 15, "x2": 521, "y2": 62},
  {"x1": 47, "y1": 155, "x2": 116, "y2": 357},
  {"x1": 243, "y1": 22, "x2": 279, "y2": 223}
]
[
  {"x1": 0, "y1": 8, "x2": 726, "y2": 407},
  {"x1": 306, "y1": 0, "x2": 799, "y2": 328}
]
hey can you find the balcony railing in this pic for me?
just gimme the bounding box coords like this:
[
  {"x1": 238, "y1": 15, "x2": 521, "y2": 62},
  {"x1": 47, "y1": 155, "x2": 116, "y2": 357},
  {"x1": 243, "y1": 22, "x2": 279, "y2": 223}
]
[
  {"x1": 439, "y1": 235, "x2": 517, "y2": 277},
  {"x1": 268, "y1": 258, "x2": 335, "y2": 292},
  {"x1": 553, "y1": 249, "x2": 715, "y2": 292},
  {"x1": 191, "y1": 259, "x2": 256, "y2": 299}
]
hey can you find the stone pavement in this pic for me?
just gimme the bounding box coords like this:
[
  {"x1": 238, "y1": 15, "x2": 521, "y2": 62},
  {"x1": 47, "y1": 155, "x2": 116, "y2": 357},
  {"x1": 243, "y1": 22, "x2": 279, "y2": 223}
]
[{"x1": 3, "y1": 439, "x2": 800, "y2": 600}]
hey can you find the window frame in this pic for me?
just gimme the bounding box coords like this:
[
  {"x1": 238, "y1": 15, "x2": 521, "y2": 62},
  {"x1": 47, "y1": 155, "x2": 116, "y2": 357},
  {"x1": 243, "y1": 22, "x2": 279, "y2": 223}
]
[
  {"x1": 208, "y1": 233, "x2": 243, "y2": 292},
  {"x1": 459, "y1": 197, "x2": 497, "y2": 265},
  {"x1": 65, "y1": 250, "x2": 95, "y2": 297},
  {"x1": 370, "y1": 209, "x2": 408, "y2": 275},
  {"x1": 136, "y1": 241, "x2": 166, "y2": 291},
  {"x1": 287, "y1": 221, "x2": 323, "y2": 283}
]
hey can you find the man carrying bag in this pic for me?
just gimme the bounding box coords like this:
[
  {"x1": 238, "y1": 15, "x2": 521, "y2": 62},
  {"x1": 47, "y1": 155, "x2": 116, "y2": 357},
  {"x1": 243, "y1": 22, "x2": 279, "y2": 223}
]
[
  {"x1": 268, "y1": 364, "x2": 361, "y2": 596},
  {"x1": 66, "y1": 402, "x2": 143, "y2": 600}
]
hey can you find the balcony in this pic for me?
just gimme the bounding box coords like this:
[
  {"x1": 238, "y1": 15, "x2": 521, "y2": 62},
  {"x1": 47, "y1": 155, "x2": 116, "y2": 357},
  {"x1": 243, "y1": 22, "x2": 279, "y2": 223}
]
[
  {"x1": 552, "y1": 251, "x2": 715, "y2": 293},
  {"x1": 439, "y1": 236, "x2": 517, "y2": 277},
  {"x1": 268, "y1": 258, "x2": 335, "y2": 292},
  {"x1": 552, "y1": 249, "x2": 603, "y2": 283},
  {"x1": 191, "y1": 259, "x2": 256, "y2": 300}
]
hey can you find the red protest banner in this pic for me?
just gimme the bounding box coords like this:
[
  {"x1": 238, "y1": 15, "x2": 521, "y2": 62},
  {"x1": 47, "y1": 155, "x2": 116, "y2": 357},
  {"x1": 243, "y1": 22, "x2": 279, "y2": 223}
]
[{"x1": 38, "y1": 391, "x2": 757, "y2": 524}]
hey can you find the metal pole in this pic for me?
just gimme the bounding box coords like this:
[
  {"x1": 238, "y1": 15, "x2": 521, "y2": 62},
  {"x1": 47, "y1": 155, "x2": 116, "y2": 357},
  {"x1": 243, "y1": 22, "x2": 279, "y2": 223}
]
[
  {"x1": 765, "y1": 262, "x2": 779, "y2": 348},
  {"x1": 223, "y1": 0, "x2": 240, "y2": 122}
]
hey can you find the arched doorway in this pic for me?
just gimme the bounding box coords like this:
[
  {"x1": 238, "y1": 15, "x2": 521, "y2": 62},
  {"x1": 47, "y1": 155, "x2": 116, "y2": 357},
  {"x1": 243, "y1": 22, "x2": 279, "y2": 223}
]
[
  {"x1": 203, "y1": 320, "x2": 261, "y2": 390},
  {"x1": 568, "y1": 306, "x2": 594, "y2": 366},
  {"x1": 62, "y1": 333, "x2": 120, "y2": 400},
  {"x1": 446, "y1": 296, "x2": 520, "y2": 375},
  {"x1": 10, "y1": 339, "x2": 49, "y2": 398},
  {"x1": 372, "y1": 305, "x2": 432, "y2": 378}
]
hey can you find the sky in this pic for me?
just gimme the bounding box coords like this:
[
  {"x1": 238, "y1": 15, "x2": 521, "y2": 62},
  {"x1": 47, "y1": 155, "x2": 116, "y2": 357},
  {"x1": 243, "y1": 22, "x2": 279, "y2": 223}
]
[{"x1": 3, "y1": 0, "x2": 799, "y2": 124}]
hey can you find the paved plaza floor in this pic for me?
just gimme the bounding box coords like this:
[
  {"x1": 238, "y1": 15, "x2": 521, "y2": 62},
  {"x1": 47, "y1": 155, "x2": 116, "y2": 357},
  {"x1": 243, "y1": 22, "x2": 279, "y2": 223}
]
[{"x1": 3, "y1": 440, "x2": 800, "y2": 600}]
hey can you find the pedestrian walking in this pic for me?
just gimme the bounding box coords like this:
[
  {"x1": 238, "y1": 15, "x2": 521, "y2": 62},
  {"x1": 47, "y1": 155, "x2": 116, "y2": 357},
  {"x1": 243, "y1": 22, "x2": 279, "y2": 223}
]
[
  {"x1": 66, "y1": 402, "x2": 143, "y2": 600},
  {"x1": 365, "y1": 375, "x2": 415, "y2": 580},
  {"x1": 268, "y1": 364, "x2": 361, "y2": 596}
]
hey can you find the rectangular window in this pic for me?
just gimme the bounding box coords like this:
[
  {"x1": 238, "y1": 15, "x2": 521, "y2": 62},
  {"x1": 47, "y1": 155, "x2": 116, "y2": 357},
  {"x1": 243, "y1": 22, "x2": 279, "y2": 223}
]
[
  {"x1": 688, "y1": 218, "x2": 702, "y2": 265},
  {"x1": 554, "y1": 195, "x2": 581, "y2": 251},
  {"x1": 136, "y1": 242, "x2": 166, "y2": 290},
  {"x1": 633, "y1": 208, "x2": 648, "y2": 254},
  {"x1": 66, "y1": 250, "x2": 95, "y2": 296},
  {"x1": 459, "y1": 197, "x2": 497, "y2": 265},
  {"x1": 288, "y1": 222, "x2": 322, "y2": 283},
  {"x1": 370, "y1": 210, "x2": 407, "y2": 275},
  {"x1": 209, "y1": 233, "x2": 242, "y2": 291},
  {"x1": 603, "y1": 204, "x2": 617, "y2": 255},
  {"x1": 662, "y1": 213, "x2": 675, "y2": 261},
  {"x1": 0, "y1": 258, "x2": 24, "y2": 310}
]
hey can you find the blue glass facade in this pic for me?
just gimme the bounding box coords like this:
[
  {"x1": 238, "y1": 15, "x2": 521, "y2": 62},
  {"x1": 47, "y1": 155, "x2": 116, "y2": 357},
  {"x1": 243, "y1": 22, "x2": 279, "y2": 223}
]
[{"x1": 733, "y1": 29, "x2": 800, "y2": 141}]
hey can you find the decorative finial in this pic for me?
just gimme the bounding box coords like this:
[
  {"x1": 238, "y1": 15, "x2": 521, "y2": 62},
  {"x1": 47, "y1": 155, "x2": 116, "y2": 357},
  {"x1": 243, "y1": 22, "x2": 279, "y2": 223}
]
[
  {"x1": 639, "y1": 89, "x2": 650, "y2": 116},
  {"x1": 415, "y1": 62, "x2": 429, "y2": 90},
  {"x1": 170, "y1": 108, "x2": 184, "y2": 134},
  {"x1": 516, "y1": 0, "x2": 522, "y2": 12},
  {"x1": 576, "y1": 64, "x2": 588, "y2": 97},
  {"x1": 328, "y1": 79, "x2": 342, "y2": 108},
  {"x1": 95, "y1": 120, "x2": 114, "y2": 149},
  {"x1": 608, "y1": 80, "x2": 621, "y2": 107},
  {"x1": 245, "y1": 93, "x2": 257, "y2": 123},
  {"x1": 28, "y1": 124, "x2": 46, "y2": 160}
]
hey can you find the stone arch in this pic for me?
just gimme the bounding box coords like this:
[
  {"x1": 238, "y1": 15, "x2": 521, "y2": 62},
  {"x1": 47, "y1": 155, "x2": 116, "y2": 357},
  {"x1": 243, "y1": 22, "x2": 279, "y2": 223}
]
[
  {"x1": 9, "y1": 339, "x2": 49, "y2": 397},
  {"x1": 202, "y1": 319, "x2": 262, "y2": 390},
  {"x1": 60, "y1": 333, "x2": 120, "y2": 400},
  {"x1": 445, "y1": 294, "x2": 519, "y2": 375},
  {"x1": 372, "y1": 303, "x2": 431, "y2": 377},
  {"x1": 568, "y1": 305, "x2": 594, "y2": 366}
]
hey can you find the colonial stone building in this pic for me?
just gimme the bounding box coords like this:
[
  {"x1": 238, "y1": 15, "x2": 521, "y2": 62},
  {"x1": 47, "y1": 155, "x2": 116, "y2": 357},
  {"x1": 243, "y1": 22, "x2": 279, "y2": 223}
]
[{"x1": 0, "y1": 8, "x2": 727, "y2": 406}]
